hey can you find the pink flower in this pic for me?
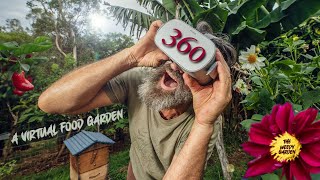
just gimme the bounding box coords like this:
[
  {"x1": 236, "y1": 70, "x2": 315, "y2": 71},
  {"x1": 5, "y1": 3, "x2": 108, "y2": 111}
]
[{"x1": 242, "y1": 103, "x2": 320, "y2": 180}]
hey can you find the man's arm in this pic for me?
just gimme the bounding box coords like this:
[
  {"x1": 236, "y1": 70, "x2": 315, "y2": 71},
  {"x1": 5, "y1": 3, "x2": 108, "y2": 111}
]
[
  {"x1": 38, "y1": 21, "x2": 168, "y2": 114},
  {"x1": 164, "y1": 50, "x2": 232, "y2": 179}
]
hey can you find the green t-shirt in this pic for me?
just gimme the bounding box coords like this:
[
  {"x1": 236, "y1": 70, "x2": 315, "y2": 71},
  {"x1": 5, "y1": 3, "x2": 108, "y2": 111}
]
[{"x1": 104, "y1": 67, "x2": 220, "y2": 179}]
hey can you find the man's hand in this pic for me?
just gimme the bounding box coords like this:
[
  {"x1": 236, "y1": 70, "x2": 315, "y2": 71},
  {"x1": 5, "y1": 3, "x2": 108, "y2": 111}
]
[
  {"x1": 129, "y1": 20, "x2": 169, "y2": 67},
  {"x1": 183, "y1": 49, "x2": 232, "y2": 126}
]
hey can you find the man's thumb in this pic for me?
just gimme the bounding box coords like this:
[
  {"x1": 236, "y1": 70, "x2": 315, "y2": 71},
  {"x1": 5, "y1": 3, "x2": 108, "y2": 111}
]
[{"x1": 183, "y1": 73, "x2": 201, "y2": 93}]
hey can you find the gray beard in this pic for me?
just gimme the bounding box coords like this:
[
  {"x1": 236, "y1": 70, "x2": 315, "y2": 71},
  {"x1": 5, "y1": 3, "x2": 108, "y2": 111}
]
[{"x1": 138, "y1": 64, "x2": 192, "y2": 111}]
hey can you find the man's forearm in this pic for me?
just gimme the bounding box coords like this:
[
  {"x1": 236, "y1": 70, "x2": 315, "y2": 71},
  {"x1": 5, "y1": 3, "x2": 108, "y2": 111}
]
[
  {"x1": 38, "y1": 48, "x2": 136, "y2": 114},
  {"x1": 163, "y1": 118, "x2": 215, "y2": 179}
]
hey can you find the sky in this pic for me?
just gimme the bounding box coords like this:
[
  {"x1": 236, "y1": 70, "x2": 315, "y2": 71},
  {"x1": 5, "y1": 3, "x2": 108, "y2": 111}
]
[{"x1": 0, "y1": 0, "x2": 147, "y2": 37}]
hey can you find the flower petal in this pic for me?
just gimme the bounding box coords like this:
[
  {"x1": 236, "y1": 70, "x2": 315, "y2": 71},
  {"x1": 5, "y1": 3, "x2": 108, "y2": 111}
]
[
  {"x1": 299, "y1": 156, "x2": 320, "y2": 174},
  {"x1": 244, "y1": 155, "x2": 282, "y2": 178},
  {"x1": 303, "y1": 141, "x2": 320, "y2": 153},
  {"x1": 298, "y1": 128, "x2": 320, "y2": 144},
  {"x1": 242, "y1": 141, "x2": 270, "y2": 157},
  {"x1": 293, "y1": 108, "x2": 318, "y2": 134},
  {"x1": 261, "y1": 115, "x2": 270, "y2": 128},
  {"x1": 249, "y1": 123, "x2": 274, "y2": 145},
  {"x1": 282, "y1": 164, "x2": 293, "y2": 180},
  {"x1": 311, "y1": 120, "x2": 320, "y2": 129},
  {"x1": 269, "y1": 105, "x2": 281, "y2": 135},
  {"x1": 275, "y1": 103, "x2": 294, "y2": 133},
  {"x1": 309, "y1": 166, "x2": 320, "y2": 174},
  {"x1": 257, "y1": 57, "x2": 266, "y2": 62},
  {"x1": 256, "y1": 61, "x2": 265, "y2": 67},
  {"x1": 249, "y1": 45, "x2": 256, "y2": 53},
  {"x1": 239, "y1": 56, "x2": 248, "y2": 63},
  {"x1": 300, "y1": 147, "x2": 320, "y2": 166},
  {"x1": 240, "y1": 51, "x2": 250, "y2": 56},
  {"x1": 290, "y1": 159, "x2": 311, "y2": 180}
]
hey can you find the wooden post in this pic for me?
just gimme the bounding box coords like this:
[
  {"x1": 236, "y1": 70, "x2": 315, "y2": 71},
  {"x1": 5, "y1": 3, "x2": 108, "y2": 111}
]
[{"x1": 215, "y1": 116, "x2": 232, "y2": 180}]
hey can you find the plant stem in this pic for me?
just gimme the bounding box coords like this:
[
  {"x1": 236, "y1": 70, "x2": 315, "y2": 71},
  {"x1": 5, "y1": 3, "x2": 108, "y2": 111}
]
[{"x1": 182, "y1": 0, "x2": 194, "y2": 20}]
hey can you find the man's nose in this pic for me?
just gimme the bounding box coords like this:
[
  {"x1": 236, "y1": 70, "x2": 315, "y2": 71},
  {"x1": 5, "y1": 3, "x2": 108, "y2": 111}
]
[{"x1": 170, "y1": 62, "x2": 183, "y2": 73}]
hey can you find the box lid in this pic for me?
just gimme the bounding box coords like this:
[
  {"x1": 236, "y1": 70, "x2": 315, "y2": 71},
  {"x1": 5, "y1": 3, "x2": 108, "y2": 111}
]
[{"x1": 64, "y1": 130, "x2": 115, "y2": 156}]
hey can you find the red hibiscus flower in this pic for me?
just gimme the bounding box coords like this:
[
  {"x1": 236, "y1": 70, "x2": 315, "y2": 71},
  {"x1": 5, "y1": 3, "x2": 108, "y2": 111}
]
[{"x1": 242, "y1": 102, "x2": 320, "y2": 180}]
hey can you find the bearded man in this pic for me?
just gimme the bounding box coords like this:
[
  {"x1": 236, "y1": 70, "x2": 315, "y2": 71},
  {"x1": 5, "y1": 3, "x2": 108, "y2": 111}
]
[{"x1": 38, "y1": 20, "x2": 236, "y2": 179}]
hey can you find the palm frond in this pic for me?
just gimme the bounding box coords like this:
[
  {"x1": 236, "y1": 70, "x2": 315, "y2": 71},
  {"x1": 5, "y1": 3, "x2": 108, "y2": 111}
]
[
  {"x1": 136, "y1": 0, "x2": 175, "y2": 21},
  {"x1": 107, "y1": 5, "x2": 157, "y2": 38}
]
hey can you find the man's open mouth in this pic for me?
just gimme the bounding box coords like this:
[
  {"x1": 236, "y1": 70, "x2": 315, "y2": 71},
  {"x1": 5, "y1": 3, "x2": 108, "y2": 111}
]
[{"x1": 160, "y1": 71, "x2": 179, "y2": 91}]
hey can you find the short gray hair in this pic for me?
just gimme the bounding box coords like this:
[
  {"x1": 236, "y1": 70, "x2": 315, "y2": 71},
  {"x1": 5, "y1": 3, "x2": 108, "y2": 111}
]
[{"x1": 196, "y1": 21, "x2": 237, "y2": 67}]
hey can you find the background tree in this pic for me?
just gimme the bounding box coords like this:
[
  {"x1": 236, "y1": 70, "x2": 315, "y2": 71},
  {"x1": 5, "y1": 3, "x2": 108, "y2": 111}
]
[
  {"x1": 106, "y1": 0, "x2": 320, "y2": 49},
  {"x1": 26, "y1": 0, "x2": 101, "y2": 65},
  {"x1": 0, "y1": 19, "x2": 25, "y2": 33}
]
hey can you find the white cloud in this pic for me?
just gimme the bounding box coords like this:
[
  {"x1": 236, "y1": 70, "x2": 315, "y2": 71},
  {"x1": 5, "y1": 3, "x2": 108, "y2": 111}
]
[
  {"x1": 0, "y1": 0, "x2": 148, "y2": 38},
  {"x1": 0, "y1": 0, "x2": 30, "y2": 29}
]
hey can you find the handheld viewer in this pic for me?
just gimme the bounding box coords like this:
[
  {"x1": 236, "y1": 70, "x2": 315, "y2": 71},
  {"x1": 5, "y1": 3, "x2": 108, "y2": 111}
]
[{"x1": 154, "y1": 19, "x2": 217, "y2": 85}]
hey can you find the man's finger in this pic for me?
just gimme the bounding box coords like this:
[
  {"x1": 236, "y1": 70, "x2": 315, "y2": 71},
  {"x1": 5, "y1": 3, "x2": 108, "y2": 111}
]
[
  {"x1": 210, "y1": 62, "x2": 231, "y2": 85},
  {"x1": 148, "y1": 20, "x2": 163, "y2": 35},
  {"x1": 155, "y1": 49, "x2": 169, "y2": 61},
  {"x1": 215, "y1": 49, "x2": 230, "y2": 73}
]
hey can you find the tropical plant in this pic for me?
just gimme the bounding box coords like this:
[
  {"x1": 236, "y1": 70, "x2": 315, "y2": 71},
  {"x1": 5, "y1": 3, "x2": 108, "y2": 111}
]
[
  {"x1": 239, "y1": 17, "x2": 320, "y2": 116},
  {"x1": 106, "y1": 0, "x2": 320, "y2": 49},
  {"x1": 0, "y1": 36, "x2": 52, "y2": 159}
]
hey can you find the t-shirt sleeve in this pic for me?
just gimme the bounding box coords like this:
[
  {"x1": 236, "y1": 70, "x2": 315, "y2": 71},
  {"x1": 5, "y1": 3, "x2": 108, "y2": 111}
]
[{"x1": 103, "y1": 67, "x2": 144, "y2": 105}]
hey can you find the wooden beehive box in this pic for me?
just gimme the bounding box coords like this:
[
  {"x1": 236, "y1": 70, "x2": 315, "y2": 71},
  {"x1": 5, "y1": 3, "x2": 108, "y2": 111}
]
[{"x1": 64, "y1": 130, "x2": 115, "y2": 180}]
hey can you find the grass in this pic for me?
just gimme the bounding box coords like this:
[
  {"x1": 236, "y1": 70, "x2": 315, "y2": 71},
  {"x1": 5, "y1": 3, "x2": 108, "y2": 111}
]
[
  {"x1": 13, "y1": 146, "x2": 248, "y2": 180},
  {"x1": 16, "y1": 165, "x2": 69, "y2": 180}
]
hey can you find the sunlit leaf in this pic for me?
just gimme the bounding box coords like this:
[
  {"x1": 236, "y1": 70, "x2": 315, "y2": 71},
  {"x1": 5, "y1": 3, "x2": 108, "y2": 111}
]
[
  {"x1": 261, "y1": 173, "x2": 280, "y2": 180},
  {"x1": 251, "y1": 114, "x2": 263, "y2": 121},
  {"x1": 240, "y1": 119, "x2": 259, "y2": 131},
  {"x1": 20, "y1": 63, "x2": 30, "y2": 72}
]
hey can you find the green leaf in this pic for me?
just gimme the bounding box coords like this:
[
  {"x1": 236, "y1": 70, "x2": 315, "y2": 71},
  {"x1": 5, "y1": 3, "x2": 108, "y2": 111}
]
[
  {"x1": 293, "y1": 39, "x2": 305, "y2": 46},
  {"x1": 20, "y1": 63, "x2": 30, "y2": 72},
  {"x1": 254, "y1": 0, "x2": 320, "y2": 36},
  {"x1": 33, "y1": 36, "x2": 51, "y2": 44},
  {"x1": 14, "y1": 43, "x2": 52, "y2": 56},
  {"x1": 273, "y1": 59, "x2": 296, "y2": 66},
  {"x1": 107, "y1": 5, "x2": 157, "y2": 38},
  {"x1": 251, "y1": 114, "x2": 263, "y2": 121},
  {"x1": 301, "y1": 54, "x2": 314, "y2": 60},
  {"x1": 302, "y1": 89, "x2": 320, "y2": 109},
  {"x1": 0, "y1": 42, "x2": 19, "y2": 51},
  {"x1": 224, "y1": 0, "x2": 267, "y2": 34},
  {"x1": 251, "y1": 76, "x2": 263, "y2": 86},
  {"x1": 292, "y1": 104, "x2": 302, "y2": 112},
  {"x1": 28, "y1": 116, "x2": 43, "y2": 123},
  {"x1": 261, "y1": 173, "x2": 280, "y2": 180},
  {"x1": 281, "y1": 0, "x2": 320, "y2": 31},
  {"x1": 193, "y1": 4, "x2": 228, "y2": 32},
  {"x1": 311, "y1": 173, "x2": 320, "y2": 180},
  {"x1": 183, "y1": 0, "x2": 204, "y2": 17},
  {"x1": 240, "y1": 119, "x2": 259, "y2": 131},
  {"x1": 162, "y1": 0, "x2": 176, "y2": 16},
  {"x1": 18, "y1": 113, "x2": 33, "y2": 123},
  {"x1": 232, "y1": 24, "x2": 266, "y2": 49}
]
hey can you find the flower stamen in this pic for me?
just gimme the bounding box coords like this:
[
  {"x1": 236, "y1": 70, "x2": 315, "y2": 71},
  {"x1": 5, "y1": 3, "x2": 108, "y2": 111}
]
[
  {"x1": 247, "y1": 54, "x2": 257, "y2": 64},
  {"x1": 270, "y1": 132, "x2": 301, "y2": 162}
]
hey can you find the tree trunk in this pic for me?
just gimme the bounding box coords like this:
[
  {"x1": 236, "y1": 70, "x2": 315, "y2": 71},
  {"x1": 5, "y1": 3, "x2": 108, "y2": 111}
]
[
  {"x1": 71, "y1": 28, "x2": 77, "y2": 65},
  {"x1": 215, "y1": 116, "x2": 232, "y2": 180},
  {"x1": 3, "y1": 102, "x2": 18, "y2": 160},
  {"x1": 56, "y1": 130, "x2": 72, "y2": 162}
]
